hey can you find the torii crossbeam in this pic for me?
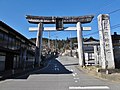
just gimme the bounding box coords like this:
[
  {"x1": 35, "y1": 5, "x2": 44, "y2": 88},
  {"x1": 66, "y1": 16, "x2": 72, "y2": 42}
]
[{"x1": 26, "y1": 15, "x2": 94, "y2": 24}]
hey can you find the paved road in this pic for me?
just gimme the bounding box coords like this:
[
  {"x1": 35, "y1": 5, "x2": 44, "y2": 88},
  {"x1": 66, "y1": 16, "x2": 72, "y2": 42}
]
[{"x1": 0, "y1": 56, "x2": 120, "y2": 90}]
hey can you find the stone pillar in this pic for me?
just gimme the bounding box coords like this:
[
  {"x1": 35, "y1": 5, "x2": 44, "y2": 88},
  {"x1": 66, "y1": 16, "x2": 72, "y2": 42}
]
[
  {"x1": 35, "y1": 23, "x2": 43, "y2": 66},
  {"x1": 98, "y1": 14, "x2": 115, "y2": 69},
  {"x1": 77, "y1": 22, "x2": 85, "y2": 66}
]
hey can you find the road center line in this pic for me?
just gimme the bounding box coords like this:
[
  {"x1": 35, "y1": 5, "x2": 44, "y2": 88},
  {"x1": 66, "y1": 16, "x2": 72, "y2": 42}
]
[
  {"x1": 70, "y1": 69, "x2": 73, "y2": 72},
  {"x1": 69, "y1": 86, "x2": 110, "y2": 90},
  {"x1": 72, "y1": 73, "x2": 75, "y2": 77},
  {"x1": 74, "y1": 73, "x2": 77, "y2": 75},
  {"x1": 74, "y1": 78, "x2": 79, "y2": 79},
  {"x1": 75, "y1": 80, "x2": 78, "y2": 83}
]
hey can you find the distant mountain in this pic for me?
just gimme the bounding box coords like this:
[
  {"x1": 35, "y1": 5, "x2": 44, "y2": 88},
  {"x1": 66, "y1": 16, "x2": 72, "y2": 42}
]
[
  {"x1": 29, "y1": 38, "x2": 49, "y2": 44},
  {"x1": 29, "y1": 37, "x2": 99, "y2": 50}
]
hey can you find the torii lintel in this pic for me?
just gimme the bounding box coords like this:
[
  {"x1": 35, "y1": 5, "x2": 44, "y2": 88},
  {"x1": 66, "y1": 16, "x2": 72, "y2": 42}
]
[{"x1": 26, "y1": 15, "x2": 94, "y2": 24}]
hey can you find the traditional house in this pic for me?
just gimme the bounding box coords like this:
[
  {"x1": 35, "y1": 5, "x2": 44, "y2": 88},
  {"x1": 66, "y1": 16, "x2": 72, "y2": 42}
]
[
  {"x1": 83, "y1": 37, "x2": 100, "y2": 65},
  {"x1": 112, "y1": 32, "x2": 120, "y2": 68},
  {"x1": 0, "y1": 21, "x2": 36, "y2": 71}
]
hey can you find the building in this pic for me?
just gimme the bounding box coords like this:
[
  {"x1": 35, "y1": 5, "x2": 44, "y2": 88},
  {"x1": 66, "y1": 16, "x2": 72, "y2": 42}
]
[
  {"x1": 83, "y1": 37, "x2": 100, "y2": 65},
  {"x1": 72, "y1": 33, "x2": 120, "y2": 68},
  {"x1": 112, "y1": 32, "x2": 120, "y2": 68},
  {"x1": 0, "y1": 21, "x2": 36, "y2": 72},
  {"x1": 73, "y1": 37, "x2": 100, "y2": 65}
]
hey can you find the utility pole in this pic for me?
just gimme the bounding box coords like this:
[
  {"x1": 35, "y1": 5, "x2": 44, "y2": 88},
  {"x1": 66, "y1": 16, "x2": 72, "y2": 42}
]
[
  {"x1": 70, "y1": 31, "x2": 72, "y2": 57},
  {"x1": 35, "y1": 23, "x2": 43, "y2": 66},
  {"x1": 48, "y1": 31, "x2": 50, "y2": 48},
  {"x1": 77, "y1": 22, "x2": 85, "y2": 66},
  {"x1": 55, "y1": 36, "x2": 58, "y2": 51}
]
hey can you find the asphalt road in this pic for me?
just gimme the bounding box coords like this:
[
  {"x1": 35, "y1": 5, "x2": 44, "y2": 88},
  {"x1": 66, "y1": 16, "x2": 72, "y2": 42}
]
[{"x1": 0, "y1": 56, "x2": 120, "y2": 90}]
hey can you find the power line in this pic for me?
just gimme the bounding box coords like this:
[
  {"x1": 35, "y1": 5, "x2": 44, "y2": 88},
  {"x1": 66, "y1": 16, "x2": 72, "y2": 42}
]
[
  {"x1": 44, "y1": 23, "x2": 120, "y2": 38},
  {"x1": 108, "y1": 8, "x2": 120, "y2": 14},
  {"x1": 84, "y1": 6, "x2": 120, "y2": 37},
  {"x1": 92, "y1": 0, "x2": 118, "y2": 21},
  {"x1": 83, "y1": 31, "x2": 98, "y2": 37},
  {"x1": 111, "y1": 24, "x2": 120, "y2": 28},
  {"x1": 94, "y1": 1, "x2": 116, "y2": 15},
  {"x1": 92, "y1": 8, "x2": 120, "y2": 22},
  {"x1": 44, "y1": 8, "x2": 120, "y2": 38},
  {"x1": 83, "y1": 24, "x2": 120, "y2": 37},
  {"x1": 111, "y1": 24, "x2": 120, "y2": 30}
]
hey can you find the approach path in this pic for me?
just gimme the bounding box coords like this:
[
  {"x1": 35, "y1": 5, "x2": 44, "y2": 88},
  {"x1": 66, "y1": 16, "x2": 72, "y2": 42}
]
[{"x1": 0, "y1": 56, "x2": 120, "y2": 90}]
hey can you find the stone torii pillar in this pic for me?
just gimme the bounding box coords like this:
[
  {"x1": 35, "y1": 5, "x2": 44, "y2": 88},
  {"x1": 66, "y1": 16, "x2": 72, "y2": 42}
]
[
  {"x1": 35, "y1": 23, "x2": 43, "y2": 66},
  {"x1": 77, "y1": 22, "x2": 85, "y2": 66}
]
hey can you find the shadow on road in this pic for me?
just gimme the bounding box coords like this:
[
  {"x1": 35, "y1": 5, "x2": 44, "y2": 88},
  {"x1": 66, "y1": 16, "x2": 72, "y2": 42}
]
[
  {"x1": 7, "y1": 56, "x2": 72, "y2": 79},
  {"x1": 33, "y1": 58, "x2": 72, "y2": 74}
]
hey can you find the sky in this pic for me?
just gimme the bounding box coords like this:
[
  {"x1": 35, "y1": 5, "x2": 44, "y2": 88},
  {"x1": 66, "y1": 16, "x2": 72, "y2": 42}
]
[{"x1": 0, "y1": 0, "x2": 120, "y2": 40}]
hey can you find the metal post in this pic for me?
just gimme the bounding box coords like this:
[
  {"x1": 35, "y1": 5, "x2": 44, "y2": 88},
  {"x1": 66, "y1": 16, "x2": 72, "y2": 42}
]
[
  {"x1": 35, "y1": 23, "x2": 43, "y2": 66},
  {"x1": 70, "y1": 31, "x2": 72, "y2": 57},
  {"x1": 48, "y1": 31, "x2": 50, "y2": 48},
  {"x1": 55, "y1": 38, "x2": 57, "y2": 51},
  {"x1": 76, "y1": 22, "x2": 85, "y2": 66}
]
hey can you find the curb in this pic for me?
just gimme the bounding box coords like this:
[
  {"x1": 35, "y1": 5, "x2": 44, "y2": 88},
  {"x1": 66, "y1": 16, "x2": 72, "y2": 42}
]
[{"x1": 76, "y1": 66, "x2": 120, "y2": 82}]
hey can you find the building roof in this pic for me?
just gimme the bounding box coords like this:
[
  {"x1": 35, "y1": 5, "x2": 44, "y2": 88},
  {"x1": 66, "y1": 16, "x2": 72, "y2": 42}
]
[
  {"x1": 84, "y1": 37, "x2": 99, "y2": 42},
  {"x1": 0, "y1": 21, "x2": 35, "y2": 46},
  {"x1": 112, "y1": 32, "x2": 120, "y2": 40}
]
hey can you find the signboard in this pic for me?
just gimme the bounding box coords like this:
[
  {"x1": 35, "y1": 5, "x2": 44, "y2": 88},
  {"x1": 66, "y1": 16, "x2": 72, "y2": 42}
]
[
  {"x1": 98, "y1": 14, "x2": 115, "y2": 69},
  {"x1": 56, "y1": 18, "x2": 64, "y2": 30}
]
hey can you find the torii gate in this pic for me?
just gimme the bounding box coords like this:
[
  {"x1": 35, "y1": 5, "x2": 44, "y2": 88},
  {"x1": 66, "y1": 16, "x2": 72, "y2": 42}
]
[{"x1": 26, "y1": 15, "x2": 94, "y2": 67}]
